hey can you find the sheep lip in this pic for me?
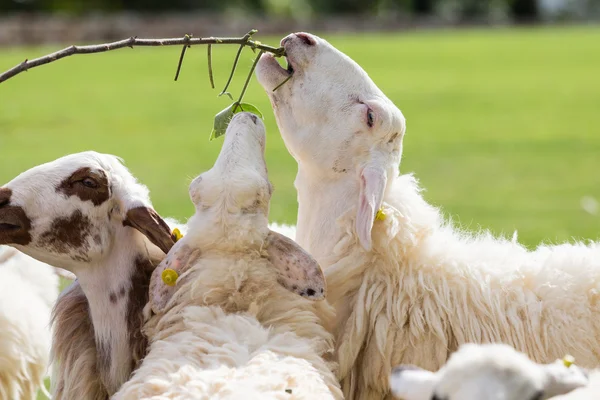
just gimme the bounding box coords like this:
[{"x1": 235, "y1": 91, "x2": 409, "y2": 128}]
[{"x1": 0, "y1": 223, "x2": 21, "y2": 232}]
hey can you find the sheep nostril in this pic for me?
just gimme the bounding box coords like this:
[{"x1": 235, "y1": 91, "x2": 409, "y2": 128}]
[
  {"x1": 250, "y1": 114, "x2": 258, "y2": 124},
  {"x1": 0, "y1": 188, "x2": 11, "y2": 208},
  {"x1": 295, "y1": 32, "x2": 316, "y2": 46}
]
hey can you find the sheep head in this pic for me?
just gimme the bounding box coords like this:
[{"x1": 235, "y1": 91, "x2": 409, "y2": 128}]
[
  {"x1": 149, "y1": 112, "x2": 326, "y2": 314},
  {"x1": 256, "y1": 32, "x2": 406, "y2": 251},
  {"x1": 0, "y1": 152, "x2": 174, "y2": 272},
  {"x1": 390, "y1": 344, "x2": 589, "y2": 400}
]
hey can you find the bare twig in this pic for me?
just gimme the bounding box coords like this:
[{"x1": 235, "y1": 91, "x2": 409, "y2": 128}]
[
  {"x1": 174, "y1": 33, "x2": 192, "y2": 81},
  {"x1": 207, "y1": 44, "x2": 215, "y2": 89},
  {"x1": 0, "y1": 31, "x2": 285, "y2": 84},
  {"x1": 218, "y1": 30, "x2": 258, "y2": 100},
  {"x1": 233, "y1": 50, "x2": 265, "y2": 112}
]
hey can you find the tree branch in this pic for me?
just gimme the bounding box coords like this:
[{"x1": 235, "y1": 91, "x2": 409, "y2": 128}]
[{"x1": 0, "y1": 32, "x2": 285, "y2": 84}]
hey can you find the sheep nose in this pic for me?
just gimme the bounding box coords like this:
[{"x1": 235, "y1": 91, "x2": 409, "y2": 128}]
[
  {"x1": 249, "y1": 114, "x2": 258, "y2": 124},
  {"x1": 294, "y1": 32, "x2": 316, "y2": 46},
  {"x1": 0, "y1": 188, "x2": 11, "y2": 208}
]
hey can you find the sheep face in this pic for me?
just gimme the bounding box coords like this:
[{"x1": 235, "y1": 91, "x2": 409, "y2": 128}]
[
  {"x1": 390, "y1": 344, "x2": 589, "y2": 400},
  {"x1": 149, "y1": 113, "x2": 326, "y2": 313},
  {"x1": 256, "y1": 32, "x2": 406, "y2": 250},
  {"x1": 256, "y1": 32, "x2": 405, "y2": 172},
  {"x1": 0, "y1": 152, "x2": 174, "y2": 272},
  {"x1": 188, "y1": 112, "x2": 272, "y2": 241}
]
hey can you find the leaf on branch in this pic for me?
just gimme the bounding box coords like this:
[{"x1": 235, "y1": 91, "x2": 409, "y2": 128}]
[{"x1": 210, "y1": 102, "x2": 264, "y2": 141}]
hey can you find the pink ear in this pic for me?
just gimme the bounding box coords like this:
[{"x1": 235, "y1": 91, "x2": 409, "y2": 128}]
[
  {"x1": 356, "y1": 165, "x2": 387, "y2": 251},
  {"x1": 266, "y1": 231, "x2": 326, "y2": 301}
]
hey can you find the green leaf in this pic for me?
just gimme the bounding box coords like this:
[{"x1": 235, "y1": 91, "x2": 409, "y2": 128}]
[
  {"x1": 235, "y1": 103, "x2": 263, "y2": 119},
  {"x1": 210, "y1": 102, "x2": 264, "y2": 141},
  {"x1": 210, "y1": 103, "x2": 236, "y2": 141}
]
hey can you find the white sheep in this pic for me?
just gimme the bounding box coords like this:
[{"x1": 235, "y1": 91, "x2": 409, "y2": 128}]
[
  {"x1": 0, "y1": 246, "x2": 59, "y2": 400},
  {"x1": 114, "y1": 112, "x2": 342, "y2": 400},
  {"x1": 0, "y1": 152, "x2": 180, "y2": 398},
  {"x1": 390, "y1": 343, "x2": 591, "y2": 400},
  {"x1": 257, "y1": 32, "x2": 600, "y2": 399}
]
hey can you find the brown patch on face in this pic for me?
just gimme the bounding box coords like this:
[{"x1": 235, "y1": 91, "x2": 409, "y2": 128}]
[
  {"x1": 126, "y1": 255, "x2": 155, "y2": 371},
  {"x1": 57, "y1": 167, "x2": 111, "y2": 206},
  {"x1": 39, "y1": 210, "x2": 92, "y2": 261}
]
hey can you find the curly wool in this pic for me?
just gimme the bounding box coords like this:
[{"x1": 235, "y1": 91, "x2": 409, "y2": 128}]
[
  {"x1": 328, "y1": 174, "x2": 600, "y2": 400},
  {"x1": 115, "y1": 252, "x2": 341, "y2": 400}
]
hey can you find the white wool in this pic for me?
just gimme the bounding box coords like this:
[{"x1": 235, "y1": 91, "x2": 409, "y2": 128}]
[
  {"x1": 328, "y1": 174, "x2": 600, "y2": 398},
  {"x1": 116, "y1": 306, "x2": 338, "y2": 400},
  {"x1": 0, "y1": 246, "x2": 59, "y2": 400},
  {"x1": 390, "y1": 343, "x2": 590, "y2": 400},
  {"x1": 115, "y1": 113, "x2": 341, "y2": 400},
  {"x1": 256, "y1": 32, "x2": 600, "y2": 400}
]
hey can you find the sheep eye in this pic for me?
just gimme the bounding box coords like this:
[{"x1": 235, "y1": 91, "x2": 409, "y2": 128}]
[
  {"x1": 367, "y1": 108, "x2": 375, "y2": 128},
  {"x1": 81, "y1": 178, "x2": 99, "y2": 189}
]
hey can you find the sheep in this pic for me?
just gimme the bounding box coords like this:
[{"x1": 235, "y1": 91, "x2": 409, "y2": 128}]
[
  {"x1": 0, "y1": 246, "x2": 59, "y2": 400},
  {"x1": 389, "y1": 343, "x2": 591, "y2": 400},
  {"x1": 256, "y1": 32, "x2": 600, "y2": 399},
  {"x1": 0, "y1": 152, "x2": 179, "y2": 399},
  {"x1": 114, "y1": 112, "x2": 342, "y2": 400}
]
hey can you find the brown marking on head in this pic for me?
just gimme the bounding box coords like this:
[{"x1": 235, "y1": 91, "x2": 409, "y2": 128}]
[
  {"x1": 51, "y1": 281, "x2": 108, "y2": 399},
  {"x1": 0, "y1": 187, "x2": 33, "y2": 246},
  {"x1": 57, "y1": 167, "x2": 111, "y2": 206},
  {"x1": 126, "y1": 255, "x2": 155, "y2": 371},
  {"x1": 38, "y1": 210, "x2": 92, "y2": 260}
]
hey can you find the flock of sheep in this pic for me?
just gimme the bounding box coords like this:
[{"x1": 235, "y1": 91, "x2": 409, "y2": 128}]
[{"x1": 0, "y1": 32, "x2": 599, "y2": 400}]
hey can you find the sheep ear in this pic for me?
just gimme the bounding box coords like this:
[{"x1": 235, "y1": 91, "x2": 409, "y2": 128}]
[
  {"x1": 390, "y1": 365, "x2": 436, "y2": 400},
  {"x1": 149, "y1": 242, "x2": 201, "y2": 314},
  {"x1": 356, "y1": 165, "x2": 387, "y2": 251},
  {"x1": 265, "y1": 230, "x2": 326, "y2": 301},
  {"x1": 541, "y1": 361, "x2": 589, "y2": 398},
  {"x1": 123, "y1": 207, "x2": 175, "y2": 254}
]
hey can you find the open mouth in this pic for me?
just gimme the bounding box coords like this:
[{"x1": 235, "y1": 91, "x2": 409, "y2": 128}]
[{"x1": 285, "y1": 57, "x2": 294, "y2": 74}]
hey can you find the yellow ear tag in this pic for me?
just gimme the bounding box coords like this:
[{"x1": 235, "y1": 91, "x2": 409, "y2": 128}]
[
  {"x1": 563, "y1": 355, "x2": 575, "y2": 368},
  {"x1": 375, "y1": 208, "x2": 387, "y2": 221},
  {"x1": 162, "y1": 268, "x2": 179, "y2": 286},
  {"x1": 172, "y1": 228, "x2": 183, "y2": 242}
]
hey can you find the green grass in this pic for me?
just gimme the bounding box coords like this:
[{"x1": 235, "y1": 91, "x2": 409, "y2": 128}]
[
  {"x1": 2, "y1": 28, "x2": 599, "y2": 244},
  {"x1": 0, "y1": 26, "x2": 594, "y2": 400}
]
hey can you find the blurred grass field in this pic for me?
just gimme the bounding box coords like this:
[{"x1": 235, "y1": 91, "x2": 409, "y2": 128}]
[
  {"x1": 3, "y1": 26, "x2": 599, "y2": 253},
  {"x1": 1, "y1": 27, "x2": 599, "y2": 246},
  {"x1": 0, "y1": 26, "x2": 598, "y2": 400}
]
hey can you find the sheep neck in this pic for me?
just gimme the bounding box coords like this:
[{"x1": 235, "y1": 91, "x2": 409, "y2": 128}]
[
  {"x1": 74, "y1": 227, "x2": 152, "y2": 394},
  {"x1": 295, "y1": 167, "x2": 360, "y2": 265}
]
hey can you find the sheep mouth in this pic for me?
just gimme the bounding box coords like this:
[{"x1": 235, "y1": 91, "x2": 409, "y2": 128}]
[
  {"x1": 0, "y1": 223, "x2": 21, "y2": 232},
  {"x1": 285, "y1": 58, "x2": 294, "y2": 74}
]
